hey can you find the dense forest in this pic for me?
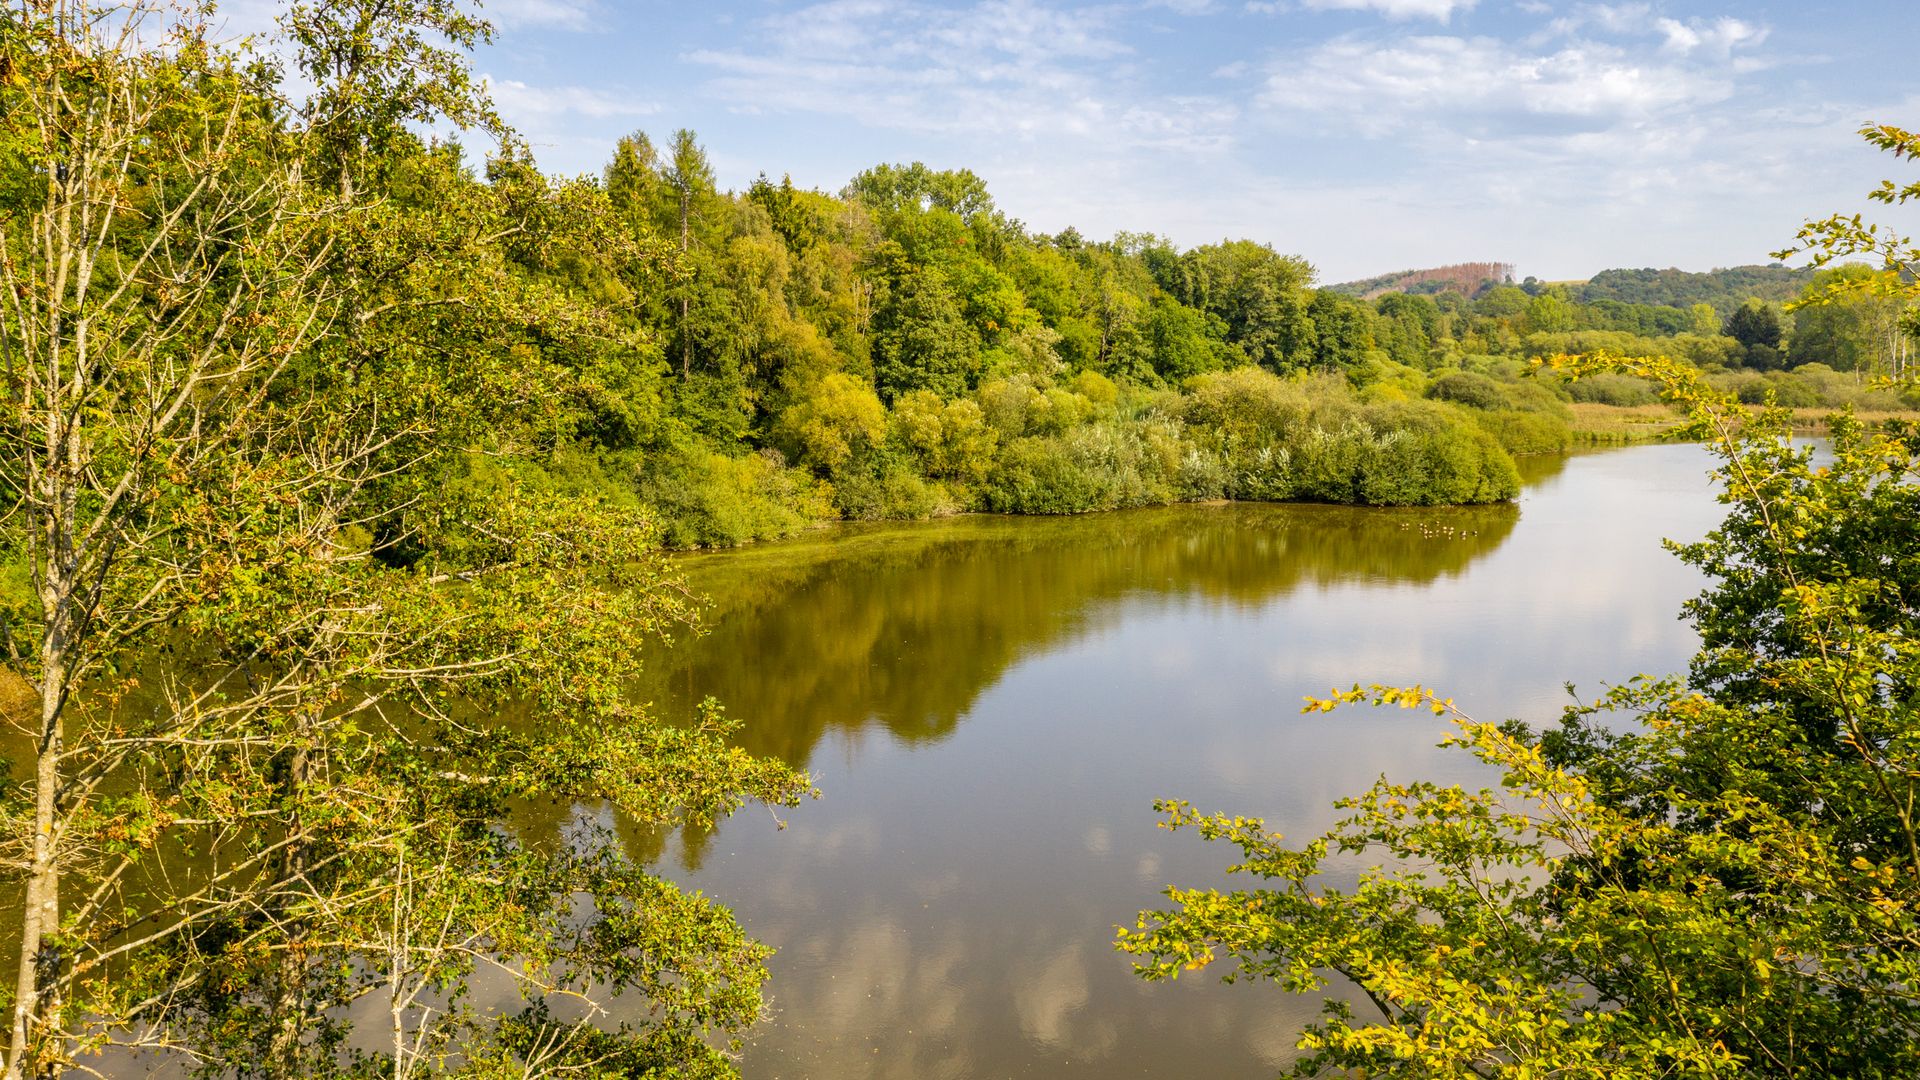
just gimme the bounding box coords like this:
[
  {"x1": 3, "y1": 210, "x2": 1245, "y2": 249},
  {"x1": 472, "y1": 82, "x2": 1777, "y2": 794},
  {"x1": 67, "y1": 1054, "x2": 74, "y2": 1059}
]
[
  {"x1": 443, "y1": 135, "x2": 1913, "y2": 548},
  {"x1": 1576, "y1": 263, "x2": 1816, "y2": 309}
]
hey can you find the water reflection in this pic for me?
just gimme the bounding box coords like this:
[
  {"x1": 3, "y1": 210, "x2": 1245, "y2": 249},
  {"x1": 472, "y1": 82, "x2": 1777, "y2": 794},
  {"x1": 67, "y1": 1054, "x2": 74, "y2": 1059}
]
[
  {"x1": 645, "y1": 500, "x2": 1524, "y2": 766},
  {"x1": 618, "y1": 444, "x2": 1720, "y2": 1078}
]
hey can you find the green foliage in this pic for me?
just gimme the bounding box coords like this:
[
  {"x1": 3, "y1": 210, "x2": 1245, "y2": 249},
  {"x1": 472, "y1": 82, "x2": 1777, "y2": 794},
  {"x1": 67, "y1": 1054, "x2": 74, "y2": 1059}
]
[
  {"x1": 1565, "y1": 372, "x2": 1660, "y2": 406},
  {"x1": 1426, "y1": 370, "x2": 1508, "y2": 410},
  {"x1": 1474, "y1": 409, "x2": 1573, "y2": 455},
  {"x1": 1578, "y1": 264, "x2": 1815, "y2": 311},
  {"x1": 633, "y1": 443, "x2": 833, "y2": 549},
  {"x1": 830, "y1": 461, "x2": 947, "y2": 521},
  {"x1": 0, "y1": 6, "x2": 814, "y2": 1075},
  {"x1": 1724, "y1": 304, "x2": 1782, "y2": 350},
  {"x1": 872, "y1": 265, "x2": 982, "y2": 400},
  {"x1": 778, "y1": 372, "x2": 888, "y2": 474},
  {"x1": 1121, "y1": 343, "x2": 1920, "y2": 1077},
  {"x1": 982, "y1": 422, "x2": 1178, "y2": 515}
]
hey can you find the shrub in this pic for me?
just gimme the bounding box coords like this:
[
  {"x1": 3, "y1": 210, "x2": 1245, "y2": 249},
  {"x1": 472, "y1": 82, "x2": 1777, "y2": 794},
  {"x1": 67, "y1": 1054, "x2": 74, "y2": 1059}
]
[
  {"x1": 1566, "y1": 373, "x2": 1660, "y2": 407},
  {"x1": 982, "y1": 422, "x2": 1176, "y2": 514},
  {"x1": 1181, "y1": 366, "x2": 1312, "y2": 442},
  {"x1": 891, "y1": 391, "x2": 999, "y2": 483},
  {"x1": 1475, "y1": 409, "x2": 1573, "y2": 455},
  {"x1": 634, "y1": 444, "x2": 833, "y2": 548},
  {"x1": 1353, "y1": 402, "x2": 1520, "y2": 505},
  {"x1": 982, "y1": 436, "x2": 1107, "y2": 514},
  {"x1": 1067, "y1": 369, "x2": 1120, "y2": 409},
  {"x1": 832, "y1": 464, "x2": 946, "y2": 520},
  {"x1": 777, "y1": 372, "x2": 887, "y2": 473},
  {"x1": 1175, "y1": 447, "x2": 1231, "y2": 501},
  {"x1": 975, "y1": 374, "x2": 1093, "y2": 437},
  {"x1": 1426, "y1": 370, "x2": 1508, "y2": 410}
]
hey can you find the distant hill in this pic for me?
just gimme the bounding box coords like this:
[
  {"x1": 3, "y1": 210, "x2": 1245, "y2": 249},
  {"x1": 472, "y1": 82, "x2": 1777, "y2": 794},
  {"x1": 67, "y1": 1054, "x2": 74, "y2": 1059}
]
[
  {"x1": 1331, "y1": 262, "x2": 1820, "y2": 318},
  {"x1": 1328, "y1": 262, "x2": 1516, "y2": 300},
  {"x1": 1572, "y1": 265, "x2": 1817, "y2": 313}
]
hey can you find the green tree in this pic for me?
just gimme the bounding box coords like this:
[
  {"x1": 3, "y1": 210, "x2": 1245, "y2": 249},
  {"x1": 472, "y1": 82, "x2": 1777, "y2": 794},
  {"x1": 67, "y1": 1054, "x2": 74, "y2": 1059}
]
[
  {"x1": 282, "y1": 0, "x2": 502, "y2": 172},
  {"x1": 0, "y1": 5, "x2": 806, "y2": 1078},
  {"x1": 1724, "y1": 299, "x2": 1785, "y2": 368},
  {"x1": 1777, "y1": 122, "x2": 1920, "y2": 379},
  {"x1": 872, "y1": 266, "x2": 981, "y2": 401},
  {"x1": 1687, "y1": 301, "x2": 1721, "y2": 336},
  {"x1": 779, "y1": 373, "x2": 888, "y2": 474},
  {"x1": 1307, "y1": 290, "x2": 1372, "y2": 372},
  {"x1": 845, "y1": 161, "x2": 996, "y2": 222},
  {"x1": 666, "y1": 129, "x2": 717, "y2": 378},
  {"x1": 1524, "y1": 290, "x2": 1577, "y2": 333},
  {"x1": 1140, "y1": 296, "x2": 1224, "y2": 381},
  {"x1": 604, "y1": 130, "x2": 664, "y2": 231}
]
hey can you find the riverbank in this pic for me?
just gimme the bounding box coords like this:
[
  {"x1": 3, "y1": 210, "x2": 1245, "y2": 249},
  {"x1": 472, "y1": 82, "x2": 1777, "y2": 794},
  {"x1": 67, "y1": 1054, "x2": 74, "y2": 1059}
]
[{"x1": 1567, "y1": 402, "x2": 1920, "y2": 445}]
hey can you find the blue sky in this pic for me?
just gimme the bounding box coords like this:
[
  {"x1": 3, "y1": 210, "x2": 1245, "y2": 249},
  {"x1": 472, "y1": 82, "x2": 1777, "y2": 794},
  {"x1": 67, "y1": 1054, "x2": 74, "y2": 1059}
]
[{"x1": 340, "y1": 1, "x2": 1920, "y2": 282}]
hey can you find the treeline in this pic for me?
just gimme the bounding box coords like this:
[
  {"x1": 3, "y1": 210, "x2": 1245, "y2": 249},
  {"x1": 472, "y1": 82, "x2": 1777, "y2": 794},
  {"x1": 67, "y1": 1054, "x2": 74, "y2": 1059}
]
[
  {"x1": 536, "y1": 136, "x2": 1910, "y2": 547},
  {"x1": 1576, "y1": 263, "x2": 1815, "y2": 309}
]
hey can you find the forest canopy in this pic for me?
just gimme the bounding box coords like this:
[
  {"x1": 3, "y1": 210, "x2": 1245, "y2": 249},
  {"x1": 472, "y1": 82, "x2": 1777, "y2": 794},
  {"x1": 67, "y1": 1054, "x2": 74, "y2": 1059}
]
[{"x1": 501, "y1": 136, "x2": 1909, "y2": 547}]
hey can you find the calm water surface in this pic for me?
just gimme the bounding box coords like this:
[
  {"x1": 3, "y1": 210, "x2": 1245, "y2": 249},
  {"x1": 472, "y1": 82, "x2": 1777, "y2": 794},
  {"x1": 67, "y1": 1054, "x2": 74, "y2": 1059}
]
[{"x1": 626, "y1": 443, "x2": 1725, "y2": 1078}]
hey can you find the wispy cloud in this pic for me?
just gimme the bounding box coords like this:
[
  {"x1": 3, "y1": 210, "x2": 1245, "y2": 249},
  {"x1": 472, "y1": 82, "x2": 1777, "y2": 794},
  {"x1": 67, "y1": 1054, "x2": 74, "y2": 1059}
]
[
  {"x1": 1655, "y1": 16, "x2": 1766, "y2": 58},
  {"x1": 686, "y1": 0, "x2": 1237, "y2": 152},
  {"x1": 1261, "y1": 33, "x2": 1741, "y2": 131},
  {"x1": 1242, "y1": 7, "x2": 1804, "y2": 258},
  {"x1": 1299, "y1": 0, "x2": 1479, "y2": 23}
]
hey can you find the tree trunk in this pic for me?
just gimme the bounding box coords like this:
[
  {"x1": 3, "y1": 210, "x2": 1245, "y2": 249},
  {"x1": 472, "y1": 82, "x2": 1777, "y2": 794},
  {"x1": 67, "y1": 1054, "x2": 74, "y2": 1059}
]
[
  {"x1": 11, "y1": 427, "x2": 74, "y2": 1080},
  {"x1": 7, "y1": 661, "x2": 65, "y2": 1080},
  {"x1": 679, "y1": 190, "x2": 692, "y2": 380},
  {"x1": 265, "y1": 744, "x2": 313, "y2": 1079}
]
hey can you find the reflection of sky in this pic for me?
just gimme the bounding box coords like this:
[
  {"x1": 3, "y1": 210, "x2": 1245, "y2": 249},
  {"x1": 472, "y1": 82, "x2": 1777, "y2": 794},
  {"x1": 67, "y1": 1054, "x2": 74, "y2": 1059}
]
[{"x1": 643, "y1": 444, "x2": 1722, "y2": 1078}]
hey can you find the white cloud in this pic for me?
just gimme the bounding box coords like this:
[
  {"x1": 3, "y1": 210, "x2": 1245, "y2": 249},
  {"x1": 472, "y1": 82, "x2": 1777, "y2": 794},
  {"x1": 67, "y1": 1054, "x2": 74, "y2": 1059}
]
[
  {"x1": 1224, "y1": 10, "x2": 1827, "y2": 277},
  {"x1": 1261, "y1": 34, "x2": 1734, "y2": 127},
  {"x1": 1585, "y1": 3, "x2": 1651, "y2": 33},
  {"x1": 1657, "y1": 16, "x2": 1766, "y2": 57},
  {"x1": 1300, "y1": 0, "x2": 1479, "y2": 22}
]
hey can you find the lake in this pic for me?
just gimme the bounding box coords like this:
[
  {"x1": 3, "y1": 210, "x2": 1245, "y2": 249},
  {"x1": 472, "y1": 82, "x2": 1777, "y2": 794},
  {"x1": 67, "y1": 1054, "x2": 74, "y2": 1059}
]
[{"x1": 619, "y1": 442, "x2": 1726, "y2": 1078}]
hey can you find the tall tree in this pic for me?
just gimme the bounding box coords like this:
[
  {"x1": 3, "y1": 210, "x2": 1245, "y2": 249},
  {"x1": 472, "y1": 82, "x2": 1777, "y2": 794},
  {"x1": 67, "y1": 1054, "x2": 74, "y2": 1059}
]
[
  {"x1": 0, "y1": 5, "x2": 805, "y2": 1077},
  {"x1": 665, "y1": 129, "x2": 715, "y2": 379}
]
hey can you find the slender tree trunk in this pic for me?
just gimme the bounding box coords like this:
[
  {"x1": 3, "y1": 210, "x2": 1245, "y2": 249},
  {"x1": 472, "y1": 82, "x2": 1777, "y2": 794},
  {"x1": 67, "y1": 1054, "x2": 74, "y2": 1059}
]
[
  {"x1": 8, "y1": 656, "x2": 64, "y2": 1080},
  {"x1": 265, "y1": 744, "x2": 313, "y2": 1079},
  {"x1": 679, "y1": 190, "x2": 691, "y2": 380},
  {"x1": 11, "y1": 389, "x2": 75, "y2": 1080}
]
